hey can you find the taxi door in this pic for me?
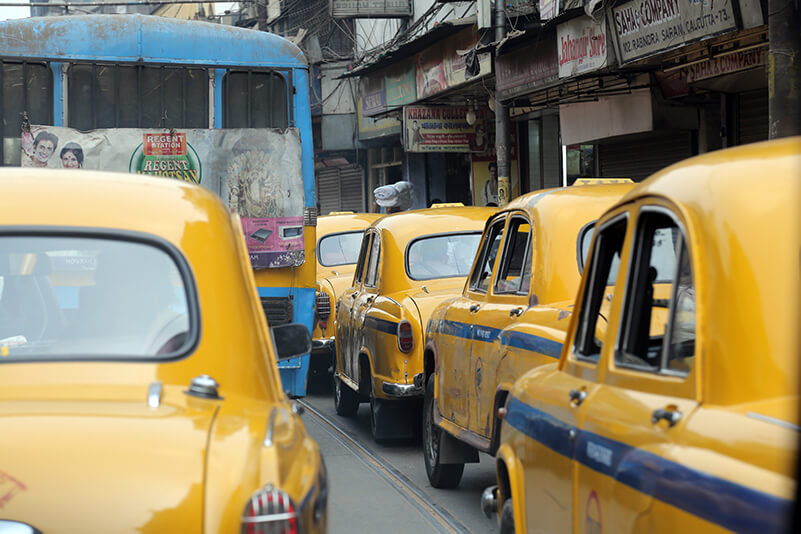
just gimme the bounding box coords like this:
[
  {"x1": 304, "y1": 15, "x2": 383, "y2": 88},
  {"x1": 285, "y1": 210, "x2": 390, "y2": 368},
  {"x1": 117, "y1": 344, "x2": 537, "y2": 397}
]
[
  {"x1": 337, "y1": 232, "x2": 372, "y2": 382},
  {"x1": 468, "y1": 212, "x2": 533, "y2": 437},
  {"x1": 352, "y1": 229, "x2": 381, "y2": 386},
  {"x1": 520, "y1": 213, "x2": 630, "y2": 533},
  {"x1": 438, "y1": 214, "x2": 506, "y2": 429},
  {"x1": 575, "y1": 206, "x2": 699, "y2": 534}
]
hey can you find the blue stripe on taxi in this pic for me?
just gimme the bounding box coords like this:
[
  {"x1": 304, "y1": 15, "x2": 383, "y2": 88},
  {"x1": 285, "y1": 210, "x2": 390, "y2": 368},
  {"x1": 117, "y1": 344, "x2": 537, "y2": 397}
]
[{"x1": 431, "y1": 320, "x2": 562, "y2": 359}]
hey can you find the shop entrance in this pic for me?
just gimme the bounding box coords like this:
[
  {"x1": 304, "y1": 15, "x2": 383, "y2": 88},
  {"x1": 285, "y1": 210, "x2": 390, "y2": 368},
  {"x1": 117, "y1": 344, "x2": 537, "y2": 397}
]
[{"x1": 425, "y1": 153, "x2": 472, "y2": 205}]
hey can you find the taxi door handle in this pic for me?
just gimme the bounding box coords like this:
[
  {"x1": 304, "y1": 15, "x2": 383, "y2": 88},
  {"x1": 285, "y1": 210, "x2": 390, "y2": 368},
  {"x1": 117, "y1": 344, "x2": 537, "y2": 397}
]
[
  {"x1": 509, "y1": 307, "x2": 524, "y2": 317},
  {"x1": 651, "y1": 408, "x2": 682, "y2": 427},
  {"x1": 469, "y1": 304, "x2": 480, "y2": 313},
  {"x1": 569, "y1": 389, "x2": 587, "y2": 406}
]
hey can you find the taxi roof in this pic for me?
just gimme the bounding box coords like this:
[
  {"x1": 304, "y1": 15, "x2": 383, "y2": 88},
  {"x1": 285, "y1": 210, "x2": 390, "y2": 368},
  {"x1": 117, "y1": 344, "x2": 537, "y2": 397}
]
[
  {"x1": 317, "y1": 212, "x2": 384, "y2": 236},
  {"x1": 371, "y1": 206, "x2": 496, "y2": 244}
]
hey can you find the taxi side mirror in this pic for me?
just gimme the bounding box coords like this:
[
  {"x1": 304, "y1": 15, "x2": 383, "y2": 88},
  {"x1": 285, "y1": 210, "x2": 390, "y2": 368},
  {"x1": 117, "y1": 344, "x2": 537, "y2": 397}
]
[{"x1": 271, "y1": 323, "x2": 312, "y2": 361}]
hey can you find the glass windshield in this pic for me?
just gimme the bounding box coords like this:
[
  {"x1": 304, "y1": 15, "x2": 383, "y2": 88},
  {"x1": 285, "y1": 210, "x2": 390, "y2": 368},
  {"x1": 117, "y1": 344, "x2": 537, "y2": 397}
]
[
  {"x1": 318, "y1": 231, "x2": 365, "y2": 267},
  {"x1": 407, "y1": 233, "x2": 482, "y2": 281},
  {"x1": 0, "y1": 236, "x2": 193, "y2": 360}
]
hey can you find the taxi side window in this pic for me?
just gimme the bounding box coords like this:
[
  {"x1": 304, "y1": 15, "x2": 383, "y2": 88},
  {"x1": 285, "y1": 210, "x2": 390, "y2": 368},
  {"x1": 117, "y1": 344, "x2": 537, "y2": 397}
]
[
  {"x1": 469, "y1": 218, "x2": 506, "y2": 293},
  {"x1": 574, "y1": 217, "x2": 627, "y2": 362},
  {"x1": 354, "y1": 233, "x2": 372, "y2": 285},
  {"x1": 494, "y1": 216, "x2": 532, "y2": 295},
  {"x1": 364, "y1": 233, "x2": 381, "y2": 288},
  {"x1": 615, "y1": 211, "x2": 695, "y2": 375}
]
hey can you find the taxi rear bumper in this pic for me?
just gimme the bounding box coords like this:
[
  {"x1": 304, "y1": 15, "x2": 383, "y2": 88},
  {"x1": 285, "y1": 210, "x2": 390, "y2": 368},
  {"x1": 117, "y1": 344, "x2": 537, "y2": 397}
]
[{"x1": 381, "y1": 377, "x2": 424, "y2": 398}]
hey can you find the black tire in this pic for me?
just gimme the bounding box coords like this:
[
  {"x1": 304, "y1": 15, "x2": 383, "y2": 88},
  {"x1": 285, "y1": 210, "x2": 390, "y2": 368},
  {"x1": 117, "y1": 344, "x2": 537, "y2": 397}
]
[
  {"x1": 422, "y1": 374, "x2": 464, "y2": 488},
  {"x1": 500, "y1": 498, "x2": 515, "y2": 534},
  {"x1": 333, "y1": 374, "x2": 359, "y2": 416}
]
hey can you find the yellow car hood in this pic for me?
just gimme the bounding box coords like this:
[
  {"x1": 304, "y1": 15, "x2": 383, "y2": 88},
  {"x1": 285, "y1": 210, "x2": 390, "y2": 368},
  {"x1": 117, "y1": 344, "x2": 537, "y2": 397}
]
[{"x1": 0, "y1": 386, "x2": 216, "y2": 534}]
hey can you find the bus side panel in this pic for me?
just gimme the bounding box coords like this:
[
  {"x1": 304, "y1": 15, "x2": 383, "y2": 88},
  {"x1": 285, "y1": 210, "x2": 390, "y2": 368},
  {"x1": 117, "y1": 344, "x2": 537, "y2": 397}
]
[{"x1": 292, "y1": 67, "x2": 316, "y2": 211}]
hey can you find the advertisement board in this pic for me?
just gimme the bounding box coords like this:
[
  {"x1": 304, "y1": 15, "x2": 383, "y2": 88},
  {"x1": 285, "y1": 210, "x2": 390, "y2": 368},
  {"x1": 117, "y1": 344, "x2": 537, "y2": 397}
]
[
  {"x1": 611, "y1": 0, "x2": 737, "y2": 63},
  {"x1": 558, "y1": 16, "x2": 611, "y2": 78},
  {"x1": 331, "y1": 0, "x2": 412, "y2": 18},
  {"x1": 22, "y1": 125, "x2": 305, "y2": 268},
  {"x1": 403, "y1": 106, "x2": 488, "y2": 153},
  {"x1": 496, "y1": 37, "x2": 559, "y2": 100}
]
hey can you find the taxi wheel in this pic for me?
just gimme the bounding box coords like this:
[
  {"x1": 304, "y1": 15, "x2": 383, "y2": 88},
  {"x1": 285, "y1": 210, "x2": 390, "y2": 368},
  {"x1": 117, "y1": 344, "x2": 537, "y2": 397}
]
[
  {"x1": 500, "y1": 498, "x2": 515, "y2": 534},
  {"x1": 423, "y1": 374, "x2": 464, "y2": 488},
  {"x1": 369, "y1": 393, "x2": 386, "y2": 443},
  {"x1": 333, "y1": 375, "x2": 359, "y2": 417}
]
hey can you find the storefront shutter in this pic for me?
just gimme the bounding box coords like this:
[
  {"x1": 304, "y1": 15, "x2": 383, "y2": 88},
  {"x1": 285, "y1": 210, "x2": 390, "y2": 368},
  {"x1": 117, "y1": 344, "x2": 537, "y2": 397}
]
[
  {"x1": 316, "y1": 165, "x2": 365, "y2": 214},
  {"x1": 738, "y1": 90, "x2": 768, "y2": 145},
  {"x1": 599, "y1": 131, "x2": 693, "y2": 181}
]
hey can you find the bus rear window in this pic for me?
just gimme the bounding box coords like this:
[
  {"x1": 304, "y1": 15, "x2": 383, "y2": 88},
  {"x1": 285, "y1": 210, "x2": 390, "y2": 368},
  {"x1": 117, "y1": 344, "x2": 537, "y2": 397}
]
[
  {"x1": 223, "y1": 71, "x2": 288, "y2": 129},
  {"x1": 0, "y1": 236, "x2": 195, "y2": 361}
]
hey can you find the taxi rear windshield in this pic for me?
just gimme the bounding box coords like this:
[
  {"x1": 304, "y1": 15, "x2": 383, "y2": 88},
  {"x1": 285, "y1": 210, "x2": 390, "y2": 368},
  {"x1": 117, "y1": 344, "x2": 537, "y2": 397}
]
[
  {"x1": 0, "y1": 235, "x2": 195, "y2": 361},
  {"x1": 407, "y1": 233, "x2": 482, "y2": 281},
  {"x1": 318, "y1": 231, "x2": 364, "y2": 267}
]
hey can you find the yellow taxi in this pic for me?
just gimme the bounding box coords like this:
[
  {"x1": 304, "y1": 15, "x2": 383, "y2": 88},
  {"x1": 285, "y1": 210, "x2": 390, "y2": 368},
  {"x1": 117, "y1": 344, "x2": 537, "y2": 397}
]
[
  {"x1": 423, "y1": 182, "x2": 634, "y2": 488},
  {"x1": 486, "y1": 138, "x2": 801, "y2": 533},
  {"x1": 0, "y1": 169, "x2": 327, "y2": 533},
  {"x1": 333, "y1": 205, "x2": 495, "y2": 442},
  {"x1": 311, "y1": 212, "x2": 383, "y2": 382}
]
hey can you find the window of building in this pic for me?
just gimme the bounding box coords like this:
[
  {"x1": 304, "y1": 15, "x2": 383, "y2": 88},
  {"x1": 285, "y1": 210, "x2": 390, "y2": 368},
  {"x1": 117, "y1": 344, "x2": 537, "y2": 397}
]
[
  {"x1": 223, "y1": 70, "x2": 289, "y2": 129},
  {"x1": 68, "y1": 64, "x2": 209, "y2": 130}
]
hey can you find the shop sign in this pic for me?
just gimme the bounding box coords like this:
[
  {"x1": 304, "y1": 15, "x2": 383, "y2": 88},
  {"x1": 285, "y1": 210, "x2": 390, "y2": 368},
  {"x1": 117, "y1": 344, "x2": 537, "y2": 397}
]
[
  {"x1": 558, "y1": 16, "x2": 610, "y2": 78},
  {"x1": 357, "y1": 96, "x2": 402, "y2": 140},
  {"x1": 496, "y1": 37, "x2": 558, "y2": 100},
  {"x1": 331, "y1": 0, "x2": 412, "y2": 18},
  {"x1": 684, "y1": 46, "x2": 767, "y2": 82},
  {"x1": 385, "y1": 57, "x2": 417, "y2": 108},
  {"x1": 415, "y1": 27, "x2": 492, "y2": 100},
  {"x1": 611, "y1": 0, "x2": 737, "y2": 64},
  {"x1": 22, "y1": 125, "x2": 305, "y2": 269},
  {"x1": 403, "y1": 105, "x2": 489, "y2": 153},
  {"x1": 360, "y1": 75, "x2": 387, "y2": 116}
]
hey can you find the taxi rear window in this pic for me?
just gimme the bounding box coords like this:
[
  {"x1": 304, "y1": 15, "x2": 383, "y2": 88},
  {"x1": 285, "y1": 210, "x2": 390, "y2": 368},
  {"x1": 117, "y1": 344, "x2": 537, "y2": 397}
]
[
  {"x1": 0, "y1": 234, "x2": 197, "y2": 362},
  {"x1": 318, "y1": 231, "x2": 364, "y2": 267},
  {"x1": 406, "y1": 233, "x2": 482, "y2": 281}
]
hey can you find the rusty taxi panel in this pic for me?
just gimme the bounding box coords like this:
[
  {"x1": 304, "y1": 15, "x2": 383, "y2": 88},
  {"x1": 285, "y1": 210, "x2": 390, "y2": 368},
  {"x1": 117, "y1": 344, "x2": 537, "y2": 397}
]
[
  {"x1": 494, "y1": 138, "x2": 801, "y2": 533},
  {"x1": 0, "y1": 169, "x2": 326, "y2": 534}
]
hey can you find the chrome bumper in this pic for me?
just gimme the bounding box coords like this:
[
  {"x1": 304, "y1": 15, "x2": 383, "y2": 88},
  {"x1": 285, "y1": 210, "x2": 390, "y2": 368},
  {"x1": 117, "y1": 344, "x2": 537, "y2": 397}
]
[
  {"x1": 312, "y1": 336, "x2": 335, "y2": 353},
  {"x1": 481, "y1": 485, "x2": 498, "y2": 518},
  {"x1": 381, "y1": 379, "x2": 423, "y2": 398}
]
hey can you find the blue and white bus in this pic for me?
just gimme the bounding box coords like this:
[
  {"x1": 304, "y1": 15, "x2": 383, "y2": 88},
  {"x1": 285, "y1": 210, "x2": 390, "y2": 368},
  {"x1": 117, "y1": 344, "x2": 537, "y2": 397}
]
[{"x1": 0, "y1": 14, "x2": 317, "y2": 396}]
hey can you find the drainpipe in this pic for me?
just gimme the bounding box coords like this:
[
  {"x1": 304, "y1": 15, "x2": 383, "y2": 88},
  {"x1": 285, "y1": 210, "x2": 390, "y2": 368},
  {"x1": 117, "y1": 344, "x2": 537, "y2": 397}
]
[{"x1": 494, "y1": 0, "x2": 510, "y2": 207}]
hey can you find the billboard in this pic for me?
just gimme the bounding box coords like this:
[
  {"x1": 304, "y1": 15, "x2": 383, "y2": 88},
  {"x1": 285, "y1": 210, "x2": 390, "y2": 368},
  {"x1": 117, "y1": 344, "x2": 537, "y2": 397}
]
[
  {"x1": 331, "y1": 0, "x2": 412, "y2": 18},
  {"x1": 403, "y1": 106, "x2": 488, "y2": 153},
  {"x1": 22, "y1": 125, "x2": 305, "y2": 269}
]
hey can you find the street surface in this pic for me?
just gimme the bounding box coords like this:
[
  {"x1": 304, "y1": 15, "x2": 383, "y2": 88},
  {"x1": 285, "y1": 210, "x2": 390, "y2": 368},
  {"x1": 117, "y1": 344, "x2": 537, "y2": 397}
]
[{"x1": 300, "y1": 379, "x2": 498, "y2": 534}]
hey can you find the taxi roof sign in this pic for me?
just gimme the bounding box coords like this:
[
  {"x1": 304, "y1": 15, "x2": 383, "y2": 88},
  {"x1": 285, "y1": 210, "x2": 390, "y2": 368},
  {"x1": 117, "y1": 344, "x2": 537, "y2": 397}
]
[
  {"x1": 430, "y1": 202, "x2": 465, "y2": 208},
  {"x1": 572, "y1": 178, "x2": 634, "y2": 185},
  {"x1": 328, "y1": 211, "x2": 355, "y2": 215}
]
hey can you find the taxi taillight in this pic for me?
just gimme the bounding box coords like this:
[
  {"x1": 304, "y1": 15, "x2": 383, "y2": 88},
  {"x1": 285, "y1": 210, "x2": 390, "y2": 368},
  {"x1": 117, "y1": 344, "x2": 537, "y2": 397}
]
[
  {"x1": 397, "y1": 320, "x2": 413, "y2": 352},
  {"x1": 316, "y1": 291, "x2": 331, "y2": 320},
  {"x1": 241, "y1": 485, "x2": 298, "y2": 534}
]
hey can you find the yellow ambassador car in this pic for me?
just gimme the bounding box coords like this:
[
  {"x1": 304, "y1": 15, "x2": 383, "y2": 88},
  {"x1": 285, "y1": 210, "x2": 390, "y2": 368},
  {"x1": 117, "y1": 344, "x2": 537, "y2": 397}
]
[
  {"x1": 486, "y1": 138, "x2": 801, "y2": 533},
  {"x1": 423, "y1": 182, "x2": 633, "y2": 488},
  {"x1": 0, "y1": 170, "x2": 327, "y2": 534},
  {"x1": 311, "y1": 212, "x2": 383, "y2": 382},
  {"x1": 334, "y1": 205, "x2": 495, "y2": 442}
]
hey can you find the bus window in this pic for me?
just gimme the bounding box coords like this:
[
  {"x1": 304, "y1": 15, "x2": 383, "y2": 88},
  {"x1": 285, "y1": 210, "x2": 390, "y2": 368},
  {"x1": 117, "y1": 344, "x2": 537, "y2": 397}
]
[
  {"x1": 1, "y1": 62, "x2": 52, "y2": 152},
  {"x1": 223, "y1": 71, "x2": 288, "y2": 129},
  {"x1": 68, "y1": 64, "x2": 209, "y2": 130}
]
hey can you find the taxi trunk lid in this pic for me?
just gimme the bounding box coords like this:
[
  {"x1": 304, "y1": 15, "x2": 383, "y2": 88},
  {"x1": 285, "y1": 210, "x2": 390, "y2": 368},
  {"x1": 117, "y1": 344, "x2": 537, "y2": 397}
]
[{"x1": 0, "y1": 385, "x2": 217, "y2": 534}]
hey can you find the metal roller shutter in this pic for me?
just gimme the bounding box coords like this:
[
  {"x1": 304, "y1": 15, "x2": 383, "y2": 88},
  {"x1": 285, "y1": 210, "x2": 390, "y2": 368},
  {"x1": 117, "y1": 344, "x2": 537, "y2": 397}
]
[
  {"x1": 317, "y1": 167, "x2": 341, "y2": 215},
  {"x1": 316, "y1": 165, "x2": 365, "y2": 214},
  {"x1": 339, "y1": 165, "x2": 365, "y2": 212},
  {"x1": 599, "y1": 131, "x2": 693, "y2": 181},
  {"x1": 738, "y1": 90, "x2": 768, "y2": 145}
]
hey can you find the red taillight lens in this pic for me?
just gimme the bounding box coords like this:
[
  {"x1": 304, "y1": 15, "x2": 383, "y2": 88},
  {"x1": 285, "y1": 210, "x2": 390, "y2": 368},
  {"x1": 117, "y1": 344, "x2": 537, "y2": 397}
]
[
  {"x1": 241, "y1": 485, "x2": 298, "y2": 534},
  {"x1": 316, "y1": 291, "x2": 331, "y2": 320},
  {"x1": 397, "y1": 319, "x2": 413, "y2": 352}
]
